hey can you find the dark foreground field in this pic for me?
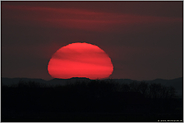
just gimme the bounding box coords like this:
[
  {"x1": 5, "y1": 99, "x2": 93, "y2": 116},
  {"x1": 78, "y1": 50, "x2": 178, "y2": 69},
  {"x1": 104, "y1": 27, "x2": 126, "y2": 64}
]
[{"x1": 2, "y1": 79, "x2": 183, "y2": 122}]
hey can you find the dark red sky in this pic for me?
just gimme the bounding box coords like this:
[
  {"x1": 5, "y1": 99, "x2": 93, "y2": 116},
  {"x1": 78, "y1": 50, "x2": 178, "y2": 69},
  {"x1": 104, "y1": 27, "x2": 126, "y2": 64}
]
[{"x1": 2, "y1": 1, "x2": 183, "y2": 80}]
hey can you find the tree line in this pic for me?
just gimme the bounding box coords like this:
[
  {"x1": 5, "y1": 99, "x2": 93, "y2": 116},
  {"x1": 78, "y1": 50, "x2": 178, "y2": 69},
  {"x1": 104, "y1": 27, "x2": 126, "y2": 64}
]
[{"x1": 2, "y1": 79, "x2": 182, "y2": 121}]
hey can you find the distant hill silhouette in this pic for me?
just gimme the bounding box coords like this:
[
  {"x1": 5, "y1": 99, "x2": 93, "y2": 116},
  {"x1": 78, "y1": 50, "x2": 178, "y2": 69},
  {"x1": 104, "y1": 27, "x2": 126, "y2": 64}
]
[{"x1": 70, "y1": 77, "x2": 90, "y2": 80}]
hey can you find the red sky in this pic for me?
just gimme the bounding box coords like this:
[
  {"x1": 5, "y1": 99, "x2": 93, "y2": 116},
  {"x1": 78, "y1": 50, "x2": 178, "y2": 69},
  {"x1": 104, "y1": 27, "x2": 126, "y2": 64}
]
[{"x1": 2, "y1": 1, "x2": 183, "y2": 80}]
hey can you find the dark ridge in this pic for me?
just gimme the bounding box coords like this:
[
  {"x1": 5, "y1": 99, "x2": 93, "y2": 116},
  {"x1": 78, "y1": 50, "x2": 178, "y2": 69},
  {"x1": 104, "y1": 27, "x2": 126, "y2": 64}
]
[
  {"x1": 48, "y1": 77, "x2": 90, "y2": 81},
  {"x1": 70, "y1": 77, "x2": 89, "y2": 79},
  {"x1": 153, "y1": 78, "x2": 165, "y2": 81},
  {"x1": 70, "y1": 77, "x2": 90, "y2": 80}
]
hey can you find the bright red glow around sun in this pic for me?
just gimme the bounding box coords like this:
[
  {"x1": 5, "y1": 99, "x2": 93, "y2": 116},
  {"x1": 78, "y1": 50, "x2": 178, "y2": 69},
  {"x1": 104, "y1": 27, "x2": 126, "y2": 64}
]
[{"x1": 47, "y1": 42, "x2": 113, "y2": 79}]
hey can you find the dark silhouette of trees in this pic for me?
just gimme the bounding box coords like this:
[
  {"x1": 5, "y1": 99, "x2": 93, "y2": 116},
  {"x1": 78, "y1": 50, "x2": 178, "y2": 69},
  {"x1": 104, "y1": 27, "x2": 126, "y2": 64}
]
[
  {"x1": 1, "y1": 79, "x2": 182, "y2": 122},
  {"x1": 120, "y1": 83, "x2": 130, "y2": 92},
  {"x1": 118, "y1": 81, "x2": 176, "y2": 99},
  {"x1": 137, "y1": 81, "x2": 149, "y2": 97}
]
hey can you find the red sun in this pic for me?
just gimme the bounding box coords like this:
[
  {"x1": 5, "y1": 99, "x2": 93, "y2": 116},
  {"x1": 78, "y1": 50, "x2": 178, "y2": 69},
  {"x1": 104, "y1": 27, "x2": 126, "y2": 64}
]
[{"x1": 47, "y1": 42, "x2": 113, "y2": 79}]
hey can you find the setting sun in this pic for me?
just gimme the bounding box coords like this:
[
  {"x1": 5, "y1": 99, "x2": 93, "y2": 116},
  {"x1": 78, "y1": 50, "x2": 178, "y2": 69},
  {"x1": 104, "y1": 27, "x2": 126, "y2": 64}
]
[{"x1": 47, "y1": 42, "x2": 113, "y2": 79}]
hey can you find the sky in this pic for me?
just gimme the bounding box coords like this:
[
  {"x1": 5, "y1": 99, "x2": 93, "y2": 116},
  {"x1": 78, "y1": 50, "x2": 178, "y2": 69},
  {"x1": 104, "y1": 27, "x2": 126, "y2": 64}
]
[{"x1": 2, "y1": 1, "x2": 183, "y2": 81}]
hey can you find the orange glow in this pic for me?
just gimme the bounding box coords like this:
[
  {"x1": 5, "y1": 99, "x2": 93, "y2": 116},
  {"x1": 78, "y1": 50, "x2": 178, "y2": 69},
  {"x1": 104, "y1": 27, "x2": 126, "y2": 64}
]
[{"x1": 47, "y1": 42, "x2": 113, "y2": 79}]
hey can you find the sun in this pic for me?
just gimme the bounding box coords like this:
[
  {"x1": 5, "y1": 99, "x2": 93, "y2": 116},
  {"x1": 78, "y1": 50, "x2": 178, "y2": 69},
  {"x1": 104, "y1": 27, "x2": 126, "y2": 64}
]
[{"x1": 47, "y1": 42, "x2": 113, "y2": 79}]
